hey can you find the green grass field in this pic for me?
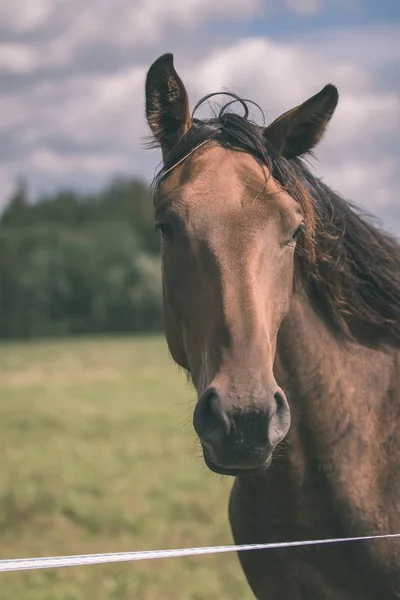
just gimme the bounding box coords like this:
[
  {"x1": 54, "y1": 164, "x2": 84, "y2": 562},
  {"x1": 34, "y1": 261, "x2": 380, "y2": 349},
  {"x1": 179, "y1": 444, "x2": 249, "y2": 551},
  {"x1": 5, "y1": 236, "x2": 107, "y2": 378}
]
[{"x1": 0, "y1": 336, "x2": 254, "y2": 600}]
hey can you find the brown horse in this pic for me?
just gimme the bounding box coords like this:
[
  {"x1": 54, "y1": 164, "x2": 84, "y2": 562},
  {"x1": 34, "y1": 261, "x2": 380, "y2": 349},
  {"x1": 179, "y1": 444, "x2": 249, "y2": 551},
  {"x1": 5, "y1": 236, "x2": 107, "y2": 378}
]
[{"x1": 144, "y1": 53, "x2": 400, "y2": 599}]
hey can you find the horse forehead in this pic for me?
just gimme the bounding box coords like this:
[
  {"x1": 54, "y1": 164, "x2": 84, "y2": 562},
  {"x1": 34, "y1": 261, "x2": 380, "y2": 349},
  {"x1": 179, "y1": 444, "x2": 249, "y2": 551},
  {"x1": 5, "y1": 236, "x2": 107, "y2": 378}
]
[
  {"x1": 186, "y1": 145, "x2": 266, "y2": 189},
  {"x1": 188, "y1": 143, "x2": 262, "y2": 176},
  {"x1": 162, "y1": 144, "x2": 273, "y2": 210}
]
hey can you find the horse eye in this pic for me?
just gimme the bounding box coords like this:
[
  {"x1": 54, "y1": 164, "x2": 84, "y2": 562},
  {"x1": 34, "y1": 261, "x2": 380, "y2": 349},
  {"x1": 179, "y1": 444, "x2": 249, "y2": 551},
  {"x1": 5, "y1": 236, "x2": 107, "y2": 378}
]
[
  {"x1": 291, "y1": 223, "x2": 305, "y2": 241},
  {"x1": 155, "y1": 221, "x2": 173, "y2": 240}
]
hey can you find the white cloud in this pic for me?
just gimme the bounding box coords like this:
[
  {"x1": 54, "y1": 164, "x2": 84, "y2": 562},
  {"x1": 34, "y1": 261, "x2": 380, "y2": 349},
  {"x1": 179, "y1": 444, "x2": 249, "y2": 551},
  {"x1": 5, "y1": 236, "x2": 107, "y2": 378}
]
[
  {"x1": 0, "y1": 0, "x2": 263, "y2": 75},
  {"x1": 184, "y1": 36, "x2": 373, "y2": 114},
  {"x1": 285, "y1": 0, "x2": 321, "y2": 15},
  {"x1": 0, "y1": 1, "x2": 54, "y2": 33},
  {"x1": 299, "y1": 23, "x2": 400, "y2": 71},
  {"x1": 0, "y1": 44, "x2": 37, "y2": 74},
  {"x1": 317, "y1": 156, "x2": 399, "y2": 210},
  {"x1": 29, "y1": 148, "x2": 130, "y2": 176},
  {"x1": 327, "y1": 92, "x2": 400, "y2": 145}
]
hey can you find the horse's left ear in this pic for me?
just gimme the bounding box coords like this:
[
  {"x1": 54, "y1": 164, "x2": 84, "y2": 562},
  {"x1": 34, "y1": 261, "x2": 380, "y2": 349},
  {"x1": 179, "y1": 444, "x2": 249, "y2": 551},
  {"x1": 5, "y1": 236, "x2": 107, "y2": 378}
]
[
  {"x1": 264, "y1": 84, "x2": 339, "y2": 159},
  {"x1": 145, "y1": 53, "x2": 192, "y2": 158}
]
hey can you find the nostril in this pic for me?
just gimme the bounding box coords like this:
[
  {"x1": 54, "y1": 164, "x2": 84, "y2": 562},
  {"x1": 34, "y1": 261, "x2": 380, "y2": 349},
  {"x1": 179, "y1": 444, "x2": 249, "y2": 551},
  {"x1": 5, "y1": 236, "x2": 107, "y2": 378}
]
[
  {"x1": 210, "y1": 395, "x2": 231, "y2": 435},
  {"x1": 274, "y1": 388, "x2": 287, "y2": 412},
  {"x1": 193, "y1": 389, "x2": 230, "y2": 439},
  {"x1": 270, "y1": 388, "x2": 291, "y2": 445}
]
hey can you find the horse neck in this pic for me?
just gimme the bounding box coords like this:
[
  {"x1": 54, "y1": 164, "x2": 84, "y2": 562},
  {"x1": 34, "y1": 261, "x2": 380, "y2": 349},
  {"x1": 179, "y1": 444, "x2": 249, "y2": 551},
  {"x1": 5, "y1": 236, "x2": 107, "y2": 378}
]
[
  {"x1": 275, "y1": 290, "x2": 397, "y2": 436},
  {"x1": 271, "y1": 290, "x2": 400, "y2": 549},
  {"x1": 274, "y1": 289, "x2": 399, "y2": 496}
]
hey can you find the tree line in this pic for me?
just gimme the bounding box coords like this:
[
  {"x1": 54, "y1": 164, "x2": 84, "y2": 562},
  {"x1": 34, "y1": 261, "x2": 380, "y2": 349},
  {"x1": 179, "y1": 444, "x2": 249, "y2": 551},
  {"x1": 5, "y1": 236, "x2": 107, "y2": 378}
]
[{"x1": 0, "y1": 177, "x2": 163, "y2": 338}]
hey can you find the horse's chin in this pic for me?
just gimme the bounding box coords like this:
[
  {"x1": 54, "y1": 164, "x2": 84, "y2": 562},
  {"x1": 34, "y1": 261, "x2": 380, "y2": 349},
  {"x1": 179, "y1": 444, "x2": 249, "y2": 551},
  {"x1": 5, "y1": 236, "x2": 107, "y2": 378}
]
[{"x1": 202, "y1": 450, "x2": 272, "y2": 477}]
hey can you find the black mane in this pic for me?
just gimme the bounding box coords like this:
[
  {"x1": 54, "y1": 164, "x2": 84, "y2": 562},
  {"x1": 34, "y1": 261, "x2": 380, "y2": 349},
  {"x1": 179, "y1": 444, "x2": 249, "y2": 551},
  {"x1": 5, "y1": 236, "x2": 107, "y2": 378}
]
[{"x1": 149, "y1": 93, "x2": 400, "y2": 349}]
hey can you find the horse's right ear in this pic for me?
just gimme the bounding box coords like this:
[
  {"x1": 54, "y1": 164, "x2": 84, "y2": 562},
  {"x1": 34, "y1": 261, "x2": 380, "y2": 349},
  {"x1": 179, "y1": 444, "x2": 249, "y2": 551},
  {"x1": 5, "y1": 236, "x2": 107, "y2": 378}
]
[{"x1": 145, "y1": 54, "x2": 192, "y2": 158}]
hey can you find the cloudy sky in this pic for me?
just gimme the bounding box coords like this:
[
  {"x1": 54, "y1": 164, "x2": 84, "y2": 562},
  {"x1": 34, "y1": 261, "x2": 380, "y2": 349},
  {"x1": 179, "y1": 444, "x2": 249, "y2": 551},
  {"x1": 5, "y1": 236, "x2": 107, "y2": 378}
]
[{"x1": 1, "y1": 0, "x2": 399, "y2": 232}]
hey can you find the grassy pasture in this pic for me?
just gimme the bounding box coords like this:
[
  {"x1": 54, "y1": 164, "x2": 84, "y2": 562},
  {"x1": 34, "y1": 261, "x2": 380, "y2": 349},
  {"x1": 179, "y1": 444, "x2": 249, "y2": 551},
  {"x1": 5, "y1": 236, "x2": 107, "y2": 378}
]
[{"x1": 0, "y1": 336, "x2": 253, "y2": 599}]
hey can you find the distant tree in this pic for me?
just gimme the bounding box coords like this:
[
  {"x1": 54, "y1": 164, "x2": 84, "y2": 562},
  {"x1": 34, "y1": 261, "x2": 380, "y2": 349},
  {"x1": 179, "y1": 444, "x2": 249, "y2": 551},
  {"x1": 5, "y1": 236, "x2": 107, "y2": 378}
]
[
  {"x1": 0, "y1": 176, "x2": 163, "y2": 339},
  {"x1": 1, "y1": 176, "x2": 30, "y2": 227}
]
